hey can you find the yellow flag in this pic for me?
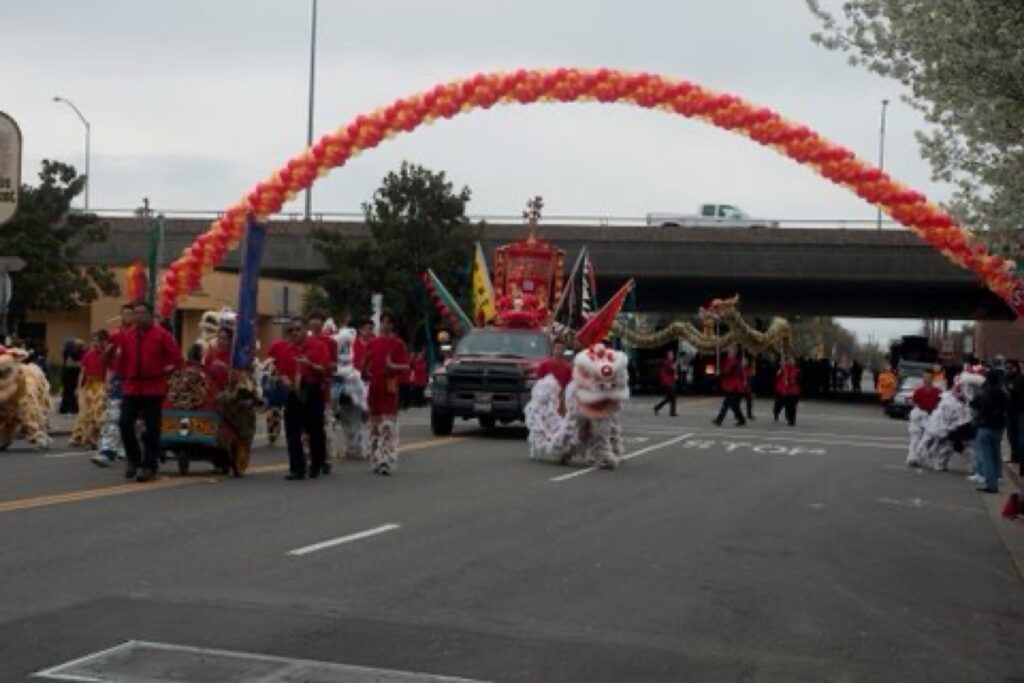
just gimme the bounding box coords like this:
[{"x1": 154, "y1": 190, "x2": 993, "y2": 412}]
[{"x1": 472, "y1": 242, "x2": 498, "y2": 326}]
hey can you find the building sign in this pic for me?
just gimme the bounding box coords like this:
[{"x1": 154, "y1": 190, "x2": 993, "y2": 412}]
[{"x1": 0, "y1": 112, "x2": 22, "y2": 226}]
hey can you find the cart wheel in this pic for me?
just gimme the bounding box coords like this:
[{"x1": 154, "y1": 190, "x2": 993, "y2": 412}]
[
  {"x1": 177, "y1": 452, "x2": 190, "y2": 476},
  {"x1": 232, "y1": 442, "x2": 251, "y2": 477}
]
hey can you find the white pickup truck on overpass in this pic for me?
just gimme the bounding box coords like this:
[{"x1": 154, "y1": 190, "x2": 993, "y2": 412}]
[{"x1": 646, "y1": 204, "x2": 780, "y2": 228}]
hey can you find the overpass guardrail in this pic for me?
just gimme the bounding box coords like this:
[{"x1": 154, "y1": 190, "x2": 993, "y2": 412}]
[{"x1": 83, "y1": 208, "x2": 904, "y2": 231}]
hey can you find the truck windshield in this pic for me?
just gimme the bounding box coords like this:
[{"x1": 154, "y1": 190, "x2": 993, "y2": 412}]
[{"x1": 456, "y1": 331, "x2": 550, "y2": 359}]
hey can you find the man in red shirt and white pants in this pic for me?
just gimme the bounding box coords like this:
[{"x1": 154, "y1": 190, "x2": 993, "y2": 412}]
[{"x1": 114, "y1": 301, "x2": 183, "y2": 482}]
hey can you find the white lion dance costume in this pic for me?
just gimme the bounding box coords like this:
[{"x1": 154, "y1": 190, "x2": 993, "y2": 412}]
[
  {"x1": 330, "y1": 324, "x2": 368, "y2": 460},
  {"x1": 525, "y1": 344, "x2": 629, "y2": 470},
  {"x1": 0, "y1": 347, "x2": 52, "y2": 451},
  {"x1": 907, "y1": 370, "x2": 983, "y2": 471}
]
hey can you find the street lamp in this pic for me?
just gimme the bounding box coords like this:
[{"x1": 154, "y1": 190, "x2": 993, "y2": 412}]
[
  {"x1": 53, "y1": 96, "x2": 91, "y2": 211},
  {"x1": 304, "y1": 0, "x2": 318, "y2": 222},
  {"x1": 876, "y1": 98, "x2": 889, "y2": 230}
]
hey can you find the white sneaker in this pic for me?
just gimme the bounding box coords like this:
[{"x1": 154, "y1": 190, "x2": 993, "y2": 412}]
[{"x1": 967, "y1": 473, "x2": 983, "y2": 483}]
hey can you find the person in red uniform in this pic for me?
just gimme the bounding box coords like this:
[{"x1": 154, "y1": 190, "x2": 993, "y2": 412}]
[
  {"x1": 93, "y1": 304, "x2": 135, "y2": 467},
  {"x1": 70, "y1": 330, "x2": 109, "y2": 448},
  {"x1": 202, "y1": 327, "x2": 233, "y2": 392},
  {"x1": 410, "y1": 351, "x2": 429, "y2": 407},
  {"x1": 773, "y1": 354, "x2": 802, "y2": 426},
  {"x1": 536, "y1": 339, "x2": 574, "y2": 415},
  {"x1": 268, "y1": 318, "x2": 331, "y2": 480},
  {"x1": 713, "y1": 345, "x2": 747, "y2": 427},
  {"x1": 362, "y1": 311, "x2": 409, "y2": 475},
  {"x1": 306, "y1": 310, "x2": 339, "y2": 473},
  {"x1": 352, "y1": 318, "x2": 375, "y2": 379},
  {"x1": 114, "y1": 301, "x2": 183, "y2": 482},
  {"x1": 653, "y1": 349, "x2": 679, "y2": 417},
  {"x1": 740, "y1": 355, "x2": 756, "y2": 420},
  {"x1": 537, "y1": 339, "x2": 574, "y2": 389},
  {"x1": 912, "y1": 372, "x2": 942, "y2": 414}
]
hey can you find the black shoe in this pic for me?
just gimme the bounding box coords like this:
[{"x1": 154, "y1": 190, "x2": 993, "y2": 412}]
[
  {"x1": 670, "y1": 412, "x2": 678, "y2": 417},
  {"x1": 321, "y1": 462, "x2": 332, "y2": 475},
  {"x1": 735, "y1": 421, "x2": 747, "y2": 427},
  {"x1": 285, "y1": 473, "x2": 305, "y2": 481},
  {"x1": 308, "y1": 468, "x2": 320, "y2": 479},
  {"x1": 712, "y1": 419, "x2": 722, "y2": 427},
  {"x1": 135, "y1": 468, "x2": 156, "y2": 483},
  {"x1": 125, "y1": 464, "x2": 139, "y2": 479},
  {"x1": 654, "y1": 407, "x2": 659, "y2": 416},
  {"x1": 748, "y1": 415, "x2": 756, "y2": 421}
]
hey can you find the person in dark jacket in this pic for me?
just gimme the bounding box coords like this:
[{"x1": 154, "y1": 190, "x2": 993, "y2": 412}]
[
  {"x1": 1005, "y1": 359, "x2": 1024, "y2": 472},
  {"x1": 59, "y1": 338, "x2": 85, "y2": 414},
  {"x1": 653, "y1": 349, "x2": 679, "y2": 417},
  {"x1": 970, "y1": 369, "x2": 1008, "y2": 493}
]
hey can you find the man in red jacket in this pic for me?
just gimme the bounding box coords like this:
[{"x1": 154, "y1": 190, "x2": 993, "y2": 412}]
[
  {"x1": 773, "y1": 354, "x2": 802, "y2": 426},
  {"x1": 114, "y1": 301, "x2": 183, "y2": 482},
  {"x1": 653, "y1": 349, "x2": 679, "y2": 417},
  {"x1": 713, "y1": 346, "x2": 747, "y2": 427}
]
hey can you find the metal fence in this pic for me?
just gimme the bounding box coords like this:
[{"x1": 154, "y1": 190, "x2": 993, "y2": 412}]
[{"x1": 86, "y1": 208, "x2": 903, "y2": 230}]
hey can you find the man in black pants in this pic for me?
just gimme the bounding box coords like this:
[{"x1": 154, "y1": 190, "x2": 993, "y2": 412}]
[
  {"x1": 268, "y1": 319, "x2": 330, "y2": 479},
  {"x1": 713, "y1": 346, "x2": 747, "y2": 427},
  {"x1": 114, "y1": 301, "x2": 183, "y2": 482}
]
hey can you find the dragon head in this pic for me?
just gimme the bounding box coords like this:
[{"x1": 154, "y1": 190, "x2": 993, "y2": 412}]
[
  {"x1": 572, "y1": 344, "x2": 630, "y2": 420},
  {"x1": 0, "y1": 348, "x2": 26, "y2": 405}
]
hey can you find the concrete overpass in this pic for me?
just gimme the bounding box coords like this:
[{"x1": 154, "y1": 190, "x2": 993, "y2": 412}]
[{"x1": 83, "y1": 216, "x2": 1014, "y2": 319}]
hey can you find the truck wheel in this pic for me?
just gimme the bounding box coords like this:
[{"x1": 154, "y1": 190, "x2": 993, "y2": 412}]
[
  {"x1": 478, "y1": 416, "x2": 496, "y2": 430},
  {"x1": 431, "y1": 407, "x2": 454, "y2": 436}
]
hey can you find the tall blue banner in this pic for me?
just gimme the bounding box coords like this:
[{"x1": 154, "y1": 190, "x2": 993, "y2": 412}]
[{"x1": 232, "y1": 216, "x2": 268, "y2": 370}]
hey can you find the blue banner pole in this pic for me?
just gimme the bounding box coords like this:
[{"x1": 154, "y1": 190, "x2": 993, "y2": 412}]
[{"x1": 231, "y1": 216, "x2": 268, "y2": 370}]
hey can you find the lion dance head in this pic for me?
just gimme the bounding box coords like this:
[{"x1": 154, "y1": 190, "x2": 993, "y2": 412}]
[{"x1": 572, "y1": 344, "x2": 630, "y2": 420}]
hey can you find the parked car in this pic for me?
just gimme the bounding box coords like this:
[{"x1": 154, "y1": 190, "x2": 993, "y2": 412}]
[
  {"x1": 645, "y1": 204, "x2": 779, "y2": 229},
  {"x1": 885, "y1": 375, "x2": 924, "y2": 420}
]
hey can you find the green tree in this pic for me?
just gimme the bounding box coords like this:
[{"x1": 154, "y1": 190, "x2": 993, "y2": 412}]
[
  {"x1": 0, "y1": 160, "x2": 118, "y2": 325},
  {"x1": 807, "y1": 0, "x2": 1023, "y2": 260},
  {"x1": 313, "y1": 162, "x2": 481, "y2": 340}
]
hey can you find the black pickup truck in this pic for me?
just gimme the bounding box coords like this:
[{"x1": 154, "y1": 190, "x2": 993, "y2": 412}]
[{"x1": 429, "y1": 327, "x2": 551, "y2": 435}]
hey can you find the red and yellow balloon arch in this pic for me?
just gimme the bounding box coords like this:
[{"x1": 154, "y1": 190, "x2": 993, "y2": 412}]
[{"x1": 157, "y1": 67, "x2": 1023, "y2": 320}]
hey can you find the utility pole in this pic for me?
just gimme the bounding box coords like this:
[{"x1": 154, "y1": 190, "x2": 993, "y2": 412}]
[
  {"x1": 876, "y1": 98, "x2": 889, "y2": 231},
  {"x1": 304, "y1": 0, "x2": 318, "y2": 222}
]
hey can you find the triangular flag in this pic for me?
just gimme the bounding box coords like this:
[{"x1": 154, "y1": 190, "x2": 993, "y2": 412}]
[
  {"x1": 471, "y1": 242, "x2": 498, "y2": 326},
  {"x1": 423, "y1": 269, "x2": 474, "y2": 333},
  {"x1": 576, "y1": 279, "x2": 634, "y2": 348}
]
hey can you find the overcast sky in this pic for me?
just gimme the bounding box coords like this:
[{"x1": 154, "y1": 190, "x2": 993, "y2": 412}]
[{"x1": 4, "y1": 0, "x2": 958, "y2": 343}]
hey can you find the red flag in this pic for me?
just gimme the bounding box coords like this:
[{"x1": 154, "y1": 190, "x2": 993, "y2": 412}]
[{"x1": 576, "y1": 278, "x2": 633, "y2": 347}]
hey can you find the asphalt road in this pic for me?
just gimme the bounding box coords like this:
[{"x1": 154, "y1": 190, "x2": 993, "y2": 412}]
[{"x1": 2, "y1": 397, "x2": 1022, "y2": 682}]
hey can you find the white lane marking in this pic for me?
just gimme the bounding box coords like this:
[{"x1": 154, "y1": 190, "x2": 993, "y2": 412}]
[
  {"x1": 35, "y1": 639, "x2": 485, "y2": 682},
  {"x1": 636, "y1": 426, "x2": 906, "y2": 443},
  {"x1": 287, "y1": 523, "x2": 401, "y2": 556},
  {"x1": 687, "y1": 432, "x2": 905, "y2": 450},
  {"x1": 876, "y1": 496, "x2": 984, "y2": 514},
  {"x1": 549, "y1": 433, "x2": 694, "y2": 483}
]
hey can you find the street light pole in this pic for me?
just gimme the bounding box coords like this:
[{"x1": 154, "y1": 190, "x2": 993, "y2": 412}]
[
  {"x1": 876, "y1": 98, "x2": 889, "y2": 231},
  {"x1": 53, "y1": 96, "x2": 91, "y2": 210},
  {"x1": 304, "y1": 0, "x2": 318, "y2": 222}
]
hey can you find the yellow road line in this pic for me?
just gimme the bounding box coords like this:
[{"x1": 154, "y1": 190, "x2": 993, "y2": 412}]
[{"x1": 0, "y1": 436, "x2": 466, "y2": 514}]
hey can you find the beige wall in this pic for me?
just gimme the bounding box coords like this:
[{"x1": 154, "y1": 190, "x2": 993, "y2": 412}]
[{"x1": 26, "y1": 268, "x2": 304, "y2": 365}]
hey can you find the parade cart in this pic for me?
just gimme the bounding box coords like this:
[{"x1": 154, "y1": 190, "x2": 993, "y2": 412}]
[{"x1": 159, "y1": 363, "x2": 257, "y2": 477}]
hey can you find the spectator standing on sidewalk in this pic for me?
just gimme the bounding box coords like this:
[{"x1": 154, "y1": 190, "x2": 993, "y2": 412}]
[
  {"x1": 653, "y1": 349, "x2": 679, "y2": 417},
  {"x1": 878, "y1": 363, "x2": 898, "y2": 410},
  {"x1": 114, "y1": 301, "x2": 183, "y2": 482},
  {"x1": 970, "y1": 369, "x2": 1008, "y2": 494},
  {"x1": 1005, "y1": 359, "x2": 1023, "y2": 474},
  {"x1": 850, "y1": 360, "x2": 864, "y2": 394}
]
